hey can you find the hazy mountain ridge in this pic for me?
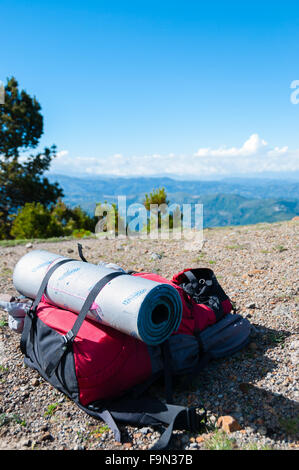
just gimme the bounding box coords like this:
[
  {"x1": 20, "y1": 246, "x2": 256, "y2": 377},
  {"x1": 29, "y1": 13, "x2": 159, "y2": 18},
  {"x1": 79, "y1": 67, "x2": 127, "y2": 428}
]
[{"x1": 47, "y1": 174, "x2": 299, "y2": 227}]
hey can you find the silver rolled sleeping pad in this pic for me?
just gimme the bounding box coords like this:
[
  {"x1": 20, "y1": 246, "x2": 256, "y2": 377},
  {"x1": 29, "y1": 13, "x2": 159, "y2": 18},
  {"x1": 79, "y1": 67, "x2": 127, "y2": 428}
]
[{"x1": 13, "y1": 250, "x2": 182, "y2": 346}]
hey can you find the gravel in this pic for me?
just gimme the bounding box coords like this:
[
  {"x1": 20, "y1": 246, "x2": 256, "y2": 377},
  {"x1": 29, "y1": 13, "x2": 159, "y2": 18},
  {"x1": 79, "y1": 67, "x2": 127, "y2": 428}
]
[{"x1": 0, "y1": 219, "x2": 298, "y2": 450}]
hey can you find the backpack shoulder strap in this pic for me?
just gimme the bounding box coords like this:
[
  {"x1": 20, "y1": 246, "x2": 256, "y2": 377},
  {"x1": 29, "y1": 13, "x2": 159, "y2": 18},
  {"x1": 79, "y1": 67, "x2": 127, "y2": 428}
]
[
  {"x1": 84, "y1": 395, "x2": 206, "y2": 450},
  {"x1": 78, "y1": 403, "x2": 122, "y2": 443}
]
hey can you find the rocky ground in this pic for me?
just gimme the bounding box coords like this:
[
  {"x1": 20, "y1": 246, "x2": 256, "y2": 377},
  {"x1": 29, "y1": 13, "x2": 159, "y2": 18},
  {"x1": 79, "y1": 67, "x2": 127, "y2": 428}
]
[{"x1": 0, "y1": 220, "x2": 298, "y2": 451}]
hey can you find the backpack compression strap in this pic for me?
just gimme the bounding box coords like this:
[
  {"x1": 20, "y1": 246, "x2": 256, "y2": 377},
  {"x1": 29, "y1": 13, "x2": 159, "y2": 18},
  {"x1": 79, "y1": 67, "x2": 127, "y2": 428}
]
[
  {"x1": 44, "y1": 270, "x2": 127, "y2": 377},
  {"x1": 20, "y1": 255, "x2": 127, "y2": 373},
  {"x1": 20, "y1": 258, "x2": 75, "y2": 355},
  {"x1": 31, "y1": 258, "x2": 75, "y2": 312}
]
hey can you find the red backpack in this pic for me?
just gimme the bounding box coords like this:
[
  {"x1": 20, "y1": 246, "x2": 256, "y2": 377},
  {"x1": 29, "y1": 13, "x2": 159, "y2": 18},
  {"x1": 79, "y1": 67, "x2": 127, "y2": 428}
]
[{"x1": 19, "y1": 255, "x2": 250, "y2": 450}]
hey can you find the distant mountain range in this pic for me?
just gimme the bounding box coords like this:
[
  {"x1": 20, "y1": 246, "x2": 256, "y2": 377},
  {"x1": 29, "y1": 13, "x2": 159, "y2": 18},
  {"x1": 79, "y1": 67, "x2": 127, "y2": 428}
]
[{"x1": 48, "y1": 174, "x2": 299, "y2": 228}]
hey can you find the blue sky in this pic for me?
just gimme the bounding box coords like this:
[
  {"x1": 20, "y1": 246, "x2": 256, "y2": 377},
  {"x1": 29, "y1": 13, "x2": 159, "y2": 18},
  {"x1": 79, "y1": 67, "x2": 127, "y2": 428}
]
[{"x1": 1, "y1": 0, "x2": 299, "y2": 178}]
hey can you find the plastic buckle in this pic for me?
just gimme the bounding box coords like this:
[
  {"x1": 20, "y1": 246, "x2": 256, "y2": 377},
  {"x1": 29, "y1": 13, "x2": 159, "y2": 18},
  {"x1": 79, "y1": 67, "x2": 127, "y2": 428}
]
[
  {"x1": 62, "y1": 330, "x2": 74, "y2": 345},
  {"x1": 28, "y1": 304, "x2": 37, "y2": 318}
]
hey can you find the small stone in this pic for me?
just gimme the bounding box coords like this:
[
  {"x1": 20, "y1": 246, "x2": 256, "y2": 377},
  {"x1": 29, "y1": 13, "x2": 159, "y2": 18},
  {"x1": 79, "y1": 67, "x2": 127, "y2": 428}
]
[
  {"x1": 209, "y1": 415, "x2": 217, "y2": 425},
  {"x1": 217, "y1": 415, "x2": 242, "y2": 433},
  {"x1": 189, "y1": 442, "x2": 198, "y2": 449},
  {"x1": 140, "y1": 427, "x2": 152, "y2": 434},
  {"x1": 123, "y1": 442, "x2": 132, "y2": 448},
  {"x1": 67, "y1": 248, "x2": 74, "y2": 254},
  {"x1": 247, "y1": 270, "x2": 263, "y2": 277},
  {"x1": 31, "y1": 378, "x2": 40, "y2": 387},
  {"x1": 289, "y1": 340, "x2": 299, "y2": 350},
  {"x1": 41, "y1": 432, "x2": 54, "y2": 442},
  {"x1": 246, "y1": 303, "x2": 256, "y2": 309},
  {"x1": 26, "y1": 243, "x2": 33, "y2": 249},
  {"x1": 19, "y1": 438, "x2": 31, "y2": 447},
  {"x1": 150, "y1": 252, "x2": 162, "y2": 260},
  {"x1": 258, "y1": 427, "x2": 267, "y2": 435},
  {"x1": 239, "y1": 382, "x2": 250, "y2": 393}
]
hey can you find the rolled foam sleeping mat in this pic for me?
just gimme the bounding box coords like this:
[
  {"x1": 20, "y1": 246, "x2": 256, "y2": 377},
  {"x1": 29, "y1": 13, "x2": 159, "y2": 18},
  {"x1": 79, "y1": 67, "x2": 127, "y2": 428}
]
[{"x1": 13, "y1": 250, "x2": 182, "y2": 346}]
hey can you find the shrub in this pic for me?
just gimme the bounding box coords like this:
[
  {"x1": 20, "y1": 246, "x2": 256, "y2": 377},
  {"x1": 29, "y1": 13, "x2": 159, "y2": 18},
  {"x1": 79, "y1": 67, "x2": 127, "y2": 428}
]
[
  {"x1": 0, "y1": 212, "x2": 12, "y2": 240},
  {"x1": 9, "y1": 200, "x2": 97, "y2": 240},
  {"x1": 51, "y1": 199, "x2": 96, "y2": 235},
  {"x1": 10, "y1": 202, "x2": 64, "y2": 239},
  {"x1": 72, "y1": 229, "x2": 92, "y2": 239}
]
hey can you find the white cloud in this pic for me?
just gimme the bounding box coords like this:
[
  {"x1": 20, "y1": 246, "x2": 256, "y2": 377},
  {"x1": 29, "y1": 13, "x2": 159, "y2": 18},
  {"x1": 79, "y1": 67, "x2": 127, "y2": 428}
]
[
  {"x1": 55, "y1": 150, "x2": 69, "y2": 159},
  {"x1": 194, "y1": 134, "x2": 268, "y2": 157},
  {"x1": 51, "y1": 134, "x2": 299, "y2": 178},
  {"x1": 267, "y1": 146, "x2": 289, "y2": 157}
]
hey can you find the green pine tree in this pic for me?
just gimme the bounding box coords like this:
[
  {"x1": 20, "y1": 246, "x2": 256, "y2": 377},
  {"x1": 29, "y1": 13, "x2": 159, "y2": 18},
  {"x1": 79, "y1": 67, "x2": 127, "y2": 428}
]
[{"x1": 0, "y1": 77, "x2": 63, "y2": 239}]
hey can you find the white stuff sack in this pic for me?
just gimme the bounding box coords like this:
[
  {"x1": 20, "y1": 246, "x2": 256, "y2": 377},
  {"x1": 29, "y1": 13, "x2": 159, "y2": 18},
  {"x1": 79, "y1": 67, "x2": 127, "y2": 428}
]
[{"x1": 0, "y1": 298, "x2": 30, "y2": 333}]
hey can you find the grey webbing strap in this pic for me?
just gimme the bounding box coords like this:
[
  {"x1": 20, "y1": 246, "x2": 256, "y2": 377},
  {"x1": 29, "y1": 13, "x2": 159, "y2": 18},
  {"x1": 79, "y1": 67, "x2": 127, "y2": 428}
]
[
  {"x1": 20, "y1": 259, "x2": 74, "y2": 355},
  {"x1": 45, "y1": 271, "x2": 127, "y2": 377},
  {"x1": 161, "y1": 340, "x2": 174, "y2": 404},
  {"x1": 77, "y1": 243, "x2": 88, "y2": 263},
  {"x1": 30, "y1": 258, "x2": 75, "y2": 314},
  {"x1": 63, "y1": 271, "x2": 126, "y2": 342},
  {"x1": 184, "y1": 270, "x2": 199, "y2": 289}
]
